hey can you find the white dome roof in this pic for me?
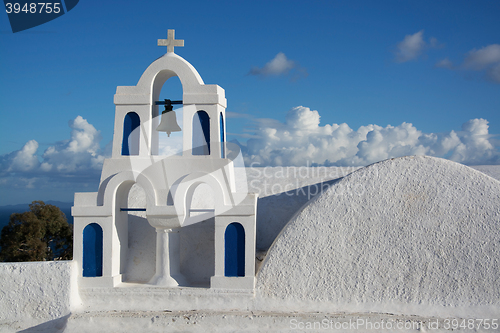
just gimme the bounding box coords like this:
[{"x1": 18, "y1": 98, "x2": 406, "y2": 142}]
[{"x1": 257, "y1": 156, "x2": 500, "y2": 318}]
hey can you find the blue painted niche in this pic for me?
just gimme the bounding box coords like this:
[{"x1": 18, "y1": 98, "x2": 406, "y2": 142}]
[
  {"x1": 220, "y1": 112, "x2": 225, "y2": 158},
  {"x1": 224, "y1": 222, "x2": 245, "y2": 277},
  {"x1": 193, "y1": 111, "x2": 210, "y2": 155},
  {"x1": 83, "y1": 223, "x2": 103, "y2": 277},
  {"x1": 122, "y1": 112, "x2": 140, "y2": 156}
]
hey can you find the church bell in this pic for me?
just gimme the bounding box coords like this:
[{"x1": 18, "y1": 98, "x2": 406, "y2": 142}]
[{"x1": 156, "y1": 100, "x2": 182, "y2": 137}]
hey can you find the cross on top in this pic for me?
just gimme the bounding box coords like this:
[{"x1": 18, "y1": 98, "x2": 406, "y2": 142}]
[{"x1": 158, "y1": 29, "x2": 184, "y2": 53}]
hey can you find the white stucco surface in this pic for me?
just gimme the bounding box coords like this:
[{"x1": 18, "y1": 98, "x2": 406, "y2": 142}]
[
  {"x1": 0, "y1": 261, "x2": 78, "y2": 332},
  {"x1": 470, "y1": 164, "x2": 500, "y2": 182},
  {"x1": 256, "y1": 156, "x2": 500, "y2": 319},
  {"x1": 64, "y1": 310, "x2": 455, "y2": 332}
]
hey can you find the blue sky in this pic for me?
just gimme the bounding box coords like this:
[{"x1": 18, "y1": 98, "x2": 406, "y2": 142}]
[{"x1": 1, "y1": 0, "x2": 499, "y2": 205}]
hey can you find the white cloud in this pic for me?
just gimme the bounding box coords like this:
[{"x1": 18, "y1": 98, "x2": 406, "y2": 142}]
[
  {"x1": 435, "y1": 57, "x2": 454, "y2": 69},
  {"x1": 243, "y1": 106, "x2": 500, "y2": 167},
  {"x1": 394, "y1": 30, "x2": 440, "y2": 63},
  {"x1": 438, "y1": 44, "x2": 500, "y2": 84},
  {"x1": 0, "y1": 116, "x2": 108, "y2": 189},
  {"x1": 41, "y1": 116, "x2": 105, "y2": 172},
  {"x1": 158, "y1": 134, "x2": 183, "y2": 156},
  {"x1": 450, "y1": 118, "x2": 496, "y2": 164},
  {"x1": 489, "y1": 63, "x2": 500, "y2": 83},
  {"x1": 226, "y1": 111, "x2": 252, "y2": 119},
  {"x1": 395, "y1": 30, "x2": 426, "y2": 62},
  {"x1": 249, "y1": 52, "x2": 307, "y2": 79},
  {"x1": 286, "y1": 105, "x2": 320, "y2": 130},
  {"x1": 429, "y1": 37, "x2": 440, "y2": 48},
  {"x1": 463, "y1": 44, "x2": 500, "y2": 70},
  {"x1": 462, "y1": 44, "x2": 500, "y2": 83},
  {"x1": 6, "y1": 140, "x2": 40, "y2": 172}
]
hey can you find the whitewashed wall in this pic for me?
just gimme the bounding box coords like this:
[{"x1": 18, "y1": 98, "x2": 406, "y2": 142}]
[{"x1": 0, "y1": 261, "x2": 79, "y2": 332}]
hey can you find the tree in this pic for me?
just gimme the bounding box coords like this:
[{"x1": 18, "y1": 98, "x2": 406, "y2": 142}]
[{"x1": 0, "y1": 201, "x2": 73, "y2": 262}]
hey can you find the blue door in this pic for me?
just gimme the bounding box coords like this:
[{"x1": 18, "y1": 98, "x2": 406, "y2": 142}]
[
  {"x1": 224, "y1": 222, "x2": 245, "y2": 277},
  {"x1": 83, "y1": 223, "x2": 103, "y2": 277}
]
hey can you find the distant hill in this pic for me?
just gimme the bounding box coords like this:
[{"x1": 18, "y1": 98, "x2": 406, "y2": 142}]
[{"x1": 0, "y1": 201, "x2": 73, "y2": 232}]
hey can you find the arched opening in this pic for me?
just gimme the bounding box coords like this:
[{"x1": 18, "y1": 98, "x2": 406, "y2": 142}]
[
  {"x1": 220, "y1": 112, "x2": 225, "y2": 158},
  {"x1": 193, "y1": 111, "x2": 210, "y2": 155},
  {"x1": 224, "y1": 222, "x2": 245, "y2": 277},
  {"x1": 179, "y1": 182, "x2": 216, "y2": 287},
  {"x1": 122, "y1": 112, "x2": 140, "y2": 156},
  {"x1": 83, "y1": 223, "x2": 103, "y2": 277},
  {"x1": 157, "y1": 76, "x2": 183, "y2": 156},
  {"x1": 118, "y1": 183, "x2": 155, "y2": 283},
  {"x1": 189, "y1": 183, "x2": 215, "y2": 217}
]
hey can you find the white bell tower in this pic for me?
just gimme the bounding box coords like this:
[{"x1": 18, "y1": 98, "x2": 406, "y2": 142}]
[{"x1": 72, "y1": 30, "x2": 257, "y2": 290}]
